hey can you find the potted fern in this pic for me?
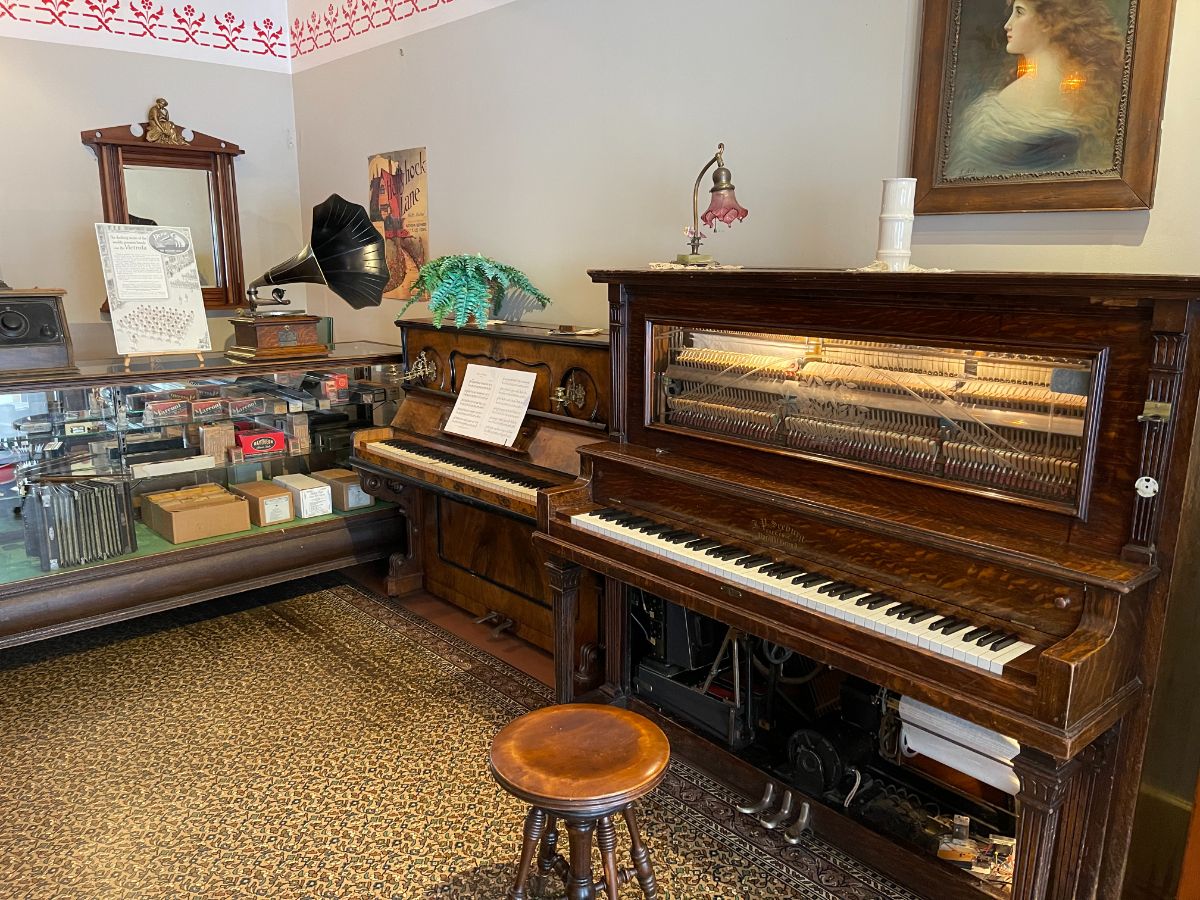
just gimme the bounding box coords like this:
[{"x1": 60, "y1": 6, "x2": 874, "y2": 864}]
[{"x1": 401, "y1": 254, "x2": 550, "y2": 328}]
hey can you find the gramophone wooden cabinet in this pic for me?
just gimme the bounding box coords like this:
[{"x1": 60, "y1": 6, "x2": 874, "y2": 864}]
[{"x1": 0, "y1": 341, "x2": 404, "y2": 649}]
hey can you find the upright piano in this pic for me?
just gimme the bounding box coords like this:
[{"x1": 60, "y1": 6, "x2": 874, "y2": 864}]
[
  {"x1": 351, "y1": 319, "x2": 610, "y2": 691},
  {"x1": 534, "y1": 269, "x2": 1200, "y2": 899}
]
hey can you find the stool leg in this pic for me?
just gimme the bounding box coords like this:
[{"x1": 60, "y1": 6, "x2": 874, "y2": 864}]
[
  {"x1": 536, "y1": 814, "x2": 565, "y2": 889},
  {"x1": 564, "y1": 818, "x2": 598, "y2": 900},
  {"x1": 596, "y1": 814, "x2": 620, "y2": 900},
  {"x1": 623, "y1": 805, "x2": 659, "y2": 900},
  {"x1": 508, "y1": 807, "x2": 547, "y2": 900}
]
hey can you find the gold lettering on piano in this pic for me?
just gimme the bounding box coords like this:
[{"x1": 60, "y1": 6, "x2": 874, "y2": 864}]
[{"x1": 750, "y1": 517, "x2": 807, "y2": 553}]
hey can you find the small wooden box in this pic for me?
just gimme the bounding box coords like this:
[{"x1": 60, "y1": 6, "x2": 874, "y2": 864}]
[{"x1": 226, "y1": 313, "x2": 328, "y2": 362}]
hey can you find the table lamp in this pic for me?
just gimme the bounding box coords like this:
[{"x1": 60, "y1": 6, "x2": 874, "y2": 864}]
[{"x1": 677, "y1": 142, "x2": 749, "y2": 265}]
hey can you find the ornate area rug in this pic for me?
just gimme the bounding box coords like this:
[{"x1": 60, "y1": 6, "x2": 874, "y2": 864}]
[{"x1": 0, "y1": 576, "x2": 922, "y2": 899}]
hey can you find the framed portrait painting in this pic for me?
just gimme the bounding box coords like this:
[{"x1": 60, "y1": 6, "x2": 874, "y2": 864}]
[{"x1": 911, "y1": 0, "x2": 1177, "y2": 214}]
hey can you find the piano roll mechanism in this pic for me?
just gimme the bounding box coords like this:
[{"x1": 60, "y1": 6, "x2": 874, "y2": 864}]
[{"x1": 530, "y1": 270, "x2": 1200, "y2": 899}]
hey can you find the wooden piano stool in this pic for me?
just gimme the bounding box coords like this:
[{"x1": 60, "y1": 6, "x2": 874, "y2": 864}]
[{"x1": 490, "y1": 703, "x2": 670, "y2": 900}]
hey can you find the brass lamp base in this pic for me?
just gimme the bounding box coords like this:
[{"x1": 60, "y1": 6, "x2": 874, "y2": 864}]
[
  {"x1": 226, "y1": 314, "x2": 330, "y2": 362},
  {"x1": 676, "y1": 253, "x2": 715, "y2": 265}
]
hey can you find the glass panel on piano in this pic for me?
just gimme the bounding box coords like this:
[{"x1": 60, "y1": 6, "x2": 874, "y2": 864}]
[{"x1": 650, "y1": 325, "x2": 1095, "y2": 508}]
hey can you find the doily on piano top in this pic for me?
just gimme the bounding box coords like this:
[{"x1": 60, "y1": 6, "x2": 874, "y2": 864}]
[
  {"x1": 648, "y1": 262, "x2": 744, "y2": 270},
  {"x1": 848, "y1": 261, "x2": 954, "y2": 273}
]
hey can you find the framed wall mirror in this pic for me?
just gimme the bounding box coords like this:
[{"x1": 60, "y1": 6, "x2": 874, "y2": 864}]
[{"x1": 83, "y1": 100, "x2": 245, "y2": 309}]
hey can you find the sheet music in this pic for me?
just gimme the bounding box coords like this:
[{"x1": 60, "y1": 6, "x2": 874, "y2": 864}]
[{"x1": 443, "y1": 364, "x2": 536, "y2": 447}]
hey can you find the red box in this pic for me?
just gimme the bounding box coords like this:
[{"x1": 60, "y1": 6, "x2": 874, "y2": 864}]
[
  {"x1": 142, "y1": 399, "x2": 192, "y2": 425},
  {"x1": 235, "y1": 429, "x2": 286, "y2": 456},
  {"x1": 190, "y1": 399, "x2": 228, "y2": 422},
  {"x1": 227, "y1": 397, "x2": 270, "y2": 418}
]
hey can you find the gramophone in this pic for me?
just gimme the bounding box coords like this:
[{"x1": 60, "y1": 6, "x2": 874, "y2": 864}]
[{"x1": 227, "y1": 194, "x2": 388, "y2": 362}]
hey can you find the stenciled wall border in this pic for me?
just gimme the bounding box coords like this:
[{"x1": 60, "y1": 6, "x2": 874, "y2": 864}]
[
  {"x1": 0, "y1": 0, "x2": 518, "y2": 72},
  {"x1": 0, "y1": 0, "x2": 289, "y2": 70}
]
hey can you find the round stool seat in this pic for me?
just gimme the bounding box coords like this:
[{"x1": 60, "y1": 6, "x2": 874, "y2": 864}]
[{"x1": 491, "y1": 704, "x2": 670, "y2": 817}]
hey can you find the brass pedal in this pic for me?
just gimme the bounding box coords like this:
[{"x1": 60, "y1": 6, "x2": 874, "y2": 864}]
[
  {"x1": 736, "y1": 782, "x2": 777, "y2": 815},
  {"x1": 782, "y1": 801, "x2": 812, "y2": 845},
  {"x1": 759, "y1": 790, "x2": 795, "y2": 830}
]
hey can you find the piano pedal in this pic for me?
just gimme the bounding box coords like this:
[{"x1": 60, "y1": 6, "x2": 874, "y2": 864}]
[
  {"x1": 490, "y1": 616, "x2": 515, "y2": 638},
  {"x1": 758, "y1": 789, "x2": 796, "y2": 830},
  {"x1": 736, "y1": 781, "x2": 778, "y2": 815},
  {"x1": 782, "y1": 801, "x2": 812, "y2": 845},
  {"x1": 473, "y1": 611, "x2": 500, "y2": 626}
]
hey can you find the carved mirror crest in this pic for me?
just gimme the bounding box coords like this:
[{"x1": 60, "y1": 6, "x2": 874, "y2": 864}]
[{"x1": 83, "y1": 100, "x2": 245, "y2": 309}]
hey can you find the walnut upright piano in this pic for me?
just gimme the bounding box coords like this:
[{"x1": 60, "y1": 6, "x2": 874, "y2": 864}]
[
  {"x1": 352, "y1": 320, "x2": 610, "y2": 692},
  {"x1": 535, "y1": 269, "x2": 1200, "y2": 899}
]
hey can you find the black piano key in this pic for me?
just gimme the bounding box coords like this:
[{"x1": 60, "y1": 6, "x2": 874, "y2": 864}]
[
  {"x1": 618, "y1": 517, "x2": 653, "y2": 529},
  {"x1": 663, "y1": 530, "x2": 697, "y2": 543},
  {"x1": 711, "y1": 547, "x2": 749, "y2": 560},
  {"x1": 793, "y1": 573, "x2": 828, "y2": 587},
  {"x1": 941, "y1": 620, "x2": 970, "y2": 635},
  {"x1": 989, "y1": 634, "x2": 1020, "y2": 652},
  {"x1": 686, "y1": 538, "x2": 721, "y2": 550},
  {"x1": 773, "y1": 566, "x2": 806, "y2": 579},
  {"x1": 759, "y1": 562, "x2": 788, "y2": 576},
  {"x1": 855, "y1": 592, "x2": 883, "y2": 606},
  {"x1": 737, "y1": 555, "x2": 771, "y2": 568},
  {"x1": 817, "y1": 581, "x2": 848, "y2": 595},
  {"x1": 975, "y1": 629, "x2": 1006, "y2": 646},
  {"x1": 591, "y1": 507, "x2": 621, "y2": 519},
  {"x1": 962, "y1": 626, "x2": 991, "y2": 642},
  {"x1": 866, "y1": 595, "x2": 894, "y2": 610},
  {"x1": 885, "y1": 603, "x2": 914, "y2": 617},
  {"x1": 908, "y1": 609, "x2": 938, "y2": 624},
  {"x1": 639, "y1": 523, "x2": 674, "y2": 535},
  {"x1": 928, "y1": 616, "x2": 952, "y2": 629},
  {"x1": 609, "y1": 512, "x2": 640, "y2": 523},
  {"x1": 836, "y1": 587, "x2": 868, "y2": 601}
]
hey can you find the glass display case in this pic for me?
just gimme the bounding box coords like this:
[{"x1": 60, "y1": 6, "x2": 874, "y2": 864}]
[
  {"x1": 0, "y1": 342, "x2": 404, "y2": 647},
  {"x1": 651, "y1": 325, "x2": 1096, "y2": 511}
]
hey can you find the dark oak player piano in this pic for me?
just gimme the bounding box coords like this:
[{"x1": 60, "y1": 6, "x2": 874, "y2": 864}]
[
  {"x1": 351, "y1": 319, "x2": 609, "y2": 690},
  {"x1": 534, "y1": 269, "x2": 1200, "y2": 899}
]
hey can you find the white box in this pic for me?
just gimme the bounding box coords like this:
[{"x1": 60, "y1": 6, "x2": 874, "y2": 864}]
[{"x1": 271, "y1": 473, "x2": 333, "y2": 518}]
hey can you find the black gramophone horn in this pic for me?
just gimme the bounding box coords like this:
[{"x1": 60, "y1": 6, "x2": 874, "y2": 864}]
[{"x1": 248, "y1": 193, "x2": 388, "y2": 310}]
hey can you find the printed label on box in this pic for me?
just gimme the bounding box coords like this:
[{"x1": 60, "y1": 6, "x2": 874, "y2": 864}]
[{"x1": 261, "y1": 495, "x2": 292, "y2": 524}]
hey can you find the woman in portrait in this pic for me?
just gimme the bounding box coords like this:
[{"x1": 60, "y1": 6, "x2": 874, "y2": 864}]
[{"x1": 945, "y1": 0, "x2": 1125, "y2": 179}]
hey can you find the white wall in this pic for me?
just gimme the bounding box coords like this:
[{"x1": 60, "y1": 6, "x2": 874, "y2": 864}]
[
  {"x1": 291, "y1": 0, "x2": 1200, "y2": 340},
  {"x1": 0, "y1": 37, "x2": 303, "y2": 357}
]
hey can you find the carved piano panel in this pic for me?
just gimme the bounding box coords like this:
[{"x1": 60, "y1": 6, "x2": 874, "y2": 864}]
[{"x1": 534, "y1": 270, "x2": 1200, "y2": 899}]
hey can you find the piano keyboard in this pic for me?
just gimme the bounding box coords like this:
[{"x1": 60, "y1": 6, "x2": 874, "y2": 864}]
[
  {"x1": 571, "y1": 507, "x2": 1036, "y2": 675},
  {"x1": 366, "y1": 439, "x2": 554, "y2": 504}
]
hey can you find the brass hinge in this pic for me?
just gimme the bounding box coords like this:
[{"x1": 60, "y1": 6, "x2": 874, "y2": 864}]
[{"x1": 1138, "y1": 401, "x2": 1172, "y2": 423}]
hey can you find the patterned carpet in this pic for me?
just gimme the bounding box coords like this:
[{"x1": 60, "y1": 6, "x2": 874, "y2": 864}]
[{"x1": 0, "y1": 576, "x2": 923, "y2": 900}]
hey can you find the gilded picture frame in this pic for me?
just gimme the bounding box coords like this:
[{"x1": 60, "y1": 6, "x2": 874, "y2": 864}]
[{"x1": 911, "y1": 0, "x2": 1177, "y2": 214}]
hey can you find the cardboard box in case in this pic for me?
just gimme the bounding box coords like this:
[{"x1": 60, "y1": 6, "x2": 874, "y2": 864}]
[
  {"x1": 142, "y1": 484, "x2": 251, "y2": 543},
  {"x1": 272, "y1": 473, "x2": 332, "y2": 518},
  {"x1": 311, "y1": 468, "x2": 374, "y2": 511},
  {"x1": 230, "y1": 481, "x2": 295, "y2": 526}
]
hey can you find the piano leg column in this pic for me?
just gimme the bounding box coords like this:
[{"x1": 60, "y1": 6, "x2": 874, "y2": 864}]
[
  {"x1": 387, "y1": 485, "x2": 425, "y2": 596},
  {"x1": 1012, "y1": 748, "x2": 1084, "y2": 899},
  {"x1": 604, "y1": 577, "x2": 631, "y2": 698},
  {"x1": 547, "y1": 556, "x2": 583, "y2": 704}
]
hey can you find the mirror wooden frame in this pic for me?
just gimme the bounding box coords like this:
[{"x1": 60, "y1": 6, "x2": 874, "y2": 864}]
[{"x1": 82, "y1": 116, "x2": 245, "y2": 309}]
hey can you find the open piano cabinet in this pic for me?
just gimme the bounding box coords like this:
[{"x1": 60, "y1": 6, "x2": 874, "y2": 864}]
[{"x1": 534, "y1": 269, "x2": 1200, "y2": 899}]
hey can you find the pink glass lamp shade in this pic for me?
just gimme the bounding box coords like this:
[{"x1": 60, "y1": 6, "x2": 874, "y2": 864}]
[
  {"x1": 679, "y1": 142, "x2": 749, "y2": 265},
  {"x1": 702, "y1": 180, "x2": 749, "y2": 227}
]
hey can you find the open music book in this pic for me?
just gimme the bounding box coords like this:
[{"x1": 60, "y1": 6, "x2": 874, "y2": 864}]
[{"x1": 443, "y1": 363, "x2": 537, "y2": 447}]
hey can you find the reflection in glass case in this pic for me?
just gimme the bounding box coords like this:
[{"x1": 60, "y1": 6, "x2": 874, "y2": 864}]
[
  {"x1": 651, "y1": 325, "x2": 1095, "y2": 508},
  {"x1": 0, "y1": 347, "x2": 402, "y2": 585}
]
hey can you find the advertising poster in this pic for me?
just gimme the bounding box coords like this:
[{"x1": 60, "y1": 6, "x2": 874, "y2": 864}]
[{"x1": 368, "y1": 147, "x2": 429, "y2": 300}]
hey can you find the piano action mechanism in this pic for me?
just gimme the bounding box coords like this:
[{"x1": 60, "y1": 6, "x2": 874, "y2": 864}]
[
  {"x1": 351, "y1": 319, "x2": 610, "y2": 692},
  {"x1": 534, "y1": 269, "x2": 1200, "y2": 899}
]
